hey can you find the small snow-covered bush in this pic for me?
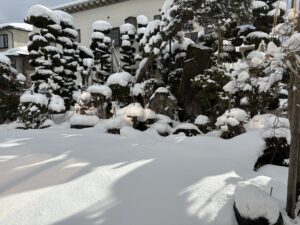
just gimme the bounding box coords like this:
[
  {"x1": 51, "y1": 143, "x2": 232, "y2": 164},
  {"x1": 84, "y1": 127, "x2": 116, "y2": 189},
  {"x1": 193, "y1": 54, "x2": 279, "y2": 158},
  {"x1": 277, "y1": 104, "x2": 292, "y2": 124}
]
[
  {"x1": 117, "y1": 103, "x2": 148, "y2": 131},
  {"x1": 87, "y1": 84, "x2": 112, "y2": 119},
  {"x1": 106, "y1": 72, "x2": 134, "y2": 106},
  {"x1": 255, "y1": 116, "x2": 290, "y2": 170},
  {"x1": 18, "y1": 92, "x2": 49, "y2": 129},
  {"x1": 151, "y1": 122, "x2": 172, "y2": 137},
  {"x1": 234, "y1": 177, "x2": 283, "y2": 225},
  {"x1": 215, "y1": 108, "x2": 247, "y2": 139},
  {"x1": 143, "y1": 78, "x2": 164, "y2": 103},
  {"x1": 173, "y1": 123, "x2": 202, "y2": 137},
  {"x1": 71, "y1": 92, "x2": 100, "y2": 129},
  {"x1": 48, "y1": 95, "x2": 66, "y2": 114},
  {"x1": 194, "y1": 115, "x2": 210, "y2": 134}
]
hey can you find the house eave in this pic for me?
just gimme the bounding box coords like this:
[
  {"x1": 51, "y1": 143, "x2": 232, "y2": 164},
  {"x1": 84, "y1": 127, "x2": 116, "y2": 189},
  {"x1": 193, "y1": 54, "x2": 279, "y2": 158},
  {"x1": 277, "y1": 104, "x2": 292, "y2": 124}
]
[{"x1": 53, "y1": 0, "x2": 128, "y2": 14}]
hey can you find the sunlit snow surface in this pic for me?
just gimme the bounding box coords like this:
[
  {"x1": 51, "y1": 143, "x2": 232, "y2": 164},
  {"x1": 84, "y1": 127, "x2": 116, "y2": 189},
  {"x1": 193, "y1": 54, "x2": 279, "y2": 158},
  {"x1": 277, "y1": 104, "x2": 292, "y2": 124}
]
[{"x1": 0, "y1": 124, "x2": 295, "y2": 225}]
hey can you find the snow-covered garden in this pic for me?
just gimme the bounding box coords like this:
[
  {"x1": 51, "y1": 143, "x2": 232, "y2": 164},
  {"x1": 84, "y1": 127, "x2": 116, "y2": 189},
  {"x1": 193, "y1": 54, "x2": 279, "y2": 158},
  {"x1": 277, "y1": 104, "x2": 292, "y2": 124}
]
[{"x1": 1, "y1": 0, "x2": 300, "y2": 224}]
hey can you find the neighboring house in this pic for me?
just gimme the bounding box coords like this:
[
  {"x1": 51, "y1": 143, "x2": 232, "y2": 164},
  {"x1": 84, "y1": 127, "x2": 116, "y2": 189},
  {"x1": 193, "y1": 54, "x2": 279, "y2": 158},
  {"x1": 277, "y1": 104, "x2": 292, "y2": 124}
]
[
  {"x1": 0, "y1": 23, "x2": 33, "y2": 80},
  {"x1": 53, "y1": 0, "x2": 167, "y2": 47}
]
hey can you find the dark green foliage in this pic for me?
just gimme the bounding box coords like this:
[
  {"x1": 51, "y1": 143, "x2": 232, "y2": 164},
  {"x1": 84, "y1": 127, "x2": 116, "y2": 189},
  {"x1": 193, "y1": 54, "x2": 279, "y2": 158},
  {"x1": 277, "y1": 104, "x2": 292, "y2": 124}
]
[
  {"x1": 109, "y1": 84, "x2": 131, "y2": 106},
  {"x1": 0, "y1": 61, "x2": 22, "y2": 124},
  {"x1": 17, "y1": 102, "x2": 48, "y2": 129},
  {"x1": 191, "y1": 65, "x2": 230, "y2": 123}
]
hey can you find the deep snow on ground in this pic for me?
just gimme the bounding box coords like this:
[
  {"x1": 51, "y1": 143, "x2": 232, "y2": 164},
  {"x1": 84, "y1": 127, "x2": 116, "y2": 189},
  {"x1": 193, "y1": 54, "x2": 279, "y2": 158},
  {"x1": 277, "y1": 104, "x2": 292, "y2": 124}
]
[{"x1": 0, "y1": 124, "x2": 294, "y2": 225}]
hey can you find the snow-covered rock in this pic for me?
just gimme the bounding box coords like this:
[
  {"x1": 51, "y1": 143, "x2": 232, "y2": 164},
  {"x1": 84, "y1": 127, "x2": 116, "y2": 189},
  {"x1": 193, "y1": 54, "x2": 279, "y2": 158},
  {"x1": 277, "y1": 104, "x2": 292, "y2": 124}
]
[
  {"x1": 106, "y1": 72, "x2": 134, "y2": 87},
  {"x1": 87, "y1": 85, "x2": 112, "y2": 99}
]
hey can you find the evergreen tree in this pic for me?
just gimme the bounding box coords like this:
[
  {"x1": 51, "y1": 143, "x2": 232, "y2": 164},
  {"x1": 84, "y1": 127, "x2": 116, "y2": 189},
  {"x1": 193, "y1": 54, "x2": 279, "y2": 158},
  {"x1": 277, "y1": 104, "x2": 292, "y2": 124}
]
[
  {"x1": 90, "y1": 20, "x2": 112, "y2": 84},
  {"x1": 120, "y1": 23, "x2": 136, "y2": 74},
  {"x1": 55, "y1": 10, "x2": 79, "y2": 109},
  {"x1": 77, "y1": 46, "x2": 94, "y2": 88}
]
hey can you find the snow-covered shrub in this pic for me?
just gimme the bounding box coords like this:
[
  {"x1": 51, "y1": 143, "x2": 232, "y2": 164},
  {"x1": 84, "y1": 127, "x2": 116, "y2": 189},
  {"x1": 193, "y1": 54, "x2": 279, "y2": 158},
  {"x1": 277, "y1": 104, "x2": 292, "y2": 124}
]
[
  {"x1": 131, "y1": 83, "x2": 145, "y2": 106},
  {"x1": 48, "y1": 95, "x2": 66, "y2": 114},
  {"x1": 215, "y1": 108, "x2": 247, "y2": 139},
  {"x1": 151, "y1": 122, "x2": 172, "y2": 137},
  {"x1": 87, "y1": 84, "x2": 112, "y2": 119},
  {"x1": 156, "y1": 114, "x2": 173, "y2": 127},
  {"x1": 173, "y1": 123, "x2": 202, "y2": 137},
  {"x1": 0, "y1": 54, "x2": 22, "y2": 124},
  {"x1": 106, "y1": 72, "x2": 134, "y2": 107},
  {"x1": 116, "y1": 103, "x2": 148, "y2": 131},
  {"x1": 191, "y1": 65, "x2": 230, "y2": 123},
  {"x1": 74, "y1": 92, "x2": 93, "y2": 115},
  {"x1": 143, "y1": 78, "x2": 164, "y2": 103},
  {"x1": 71, "y1": 92, "x2": 101, "y2": 129},
  {"x1": 18, "y1": 92, "x2": 49, "y2": 129},
  {"x1": 224, "y1": 42, "x2": 285, "y2": 117},
  {"x1": 194, "y1": 115, "x2": 210, "y2": 134},
  {"x1": 234, "y1": 177, "x2": 283, "y2": 225},
  {"x1": 255, "y1": 116, "x2": 290, "y2": 170}
]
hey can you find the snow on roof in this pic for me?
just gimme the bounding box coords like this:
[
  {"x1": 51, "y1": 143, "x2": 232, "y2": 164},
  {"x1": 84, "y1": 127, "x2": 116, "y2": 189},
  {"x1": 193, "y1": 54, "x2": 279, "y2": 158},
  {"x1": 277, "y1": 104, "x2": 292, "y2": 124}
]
[
  {"x1": 53, "y1": 0, "x2": 127, "y2": 13},
  {"x1": 0, "y1": 53, "x2": 11, "y2": 65},
  {"x1": 3, "y1": 46, "x2": 29, "y2": 56},
  {"x1": 0, "y1": 23, "x2": 33, "y2": 32}
]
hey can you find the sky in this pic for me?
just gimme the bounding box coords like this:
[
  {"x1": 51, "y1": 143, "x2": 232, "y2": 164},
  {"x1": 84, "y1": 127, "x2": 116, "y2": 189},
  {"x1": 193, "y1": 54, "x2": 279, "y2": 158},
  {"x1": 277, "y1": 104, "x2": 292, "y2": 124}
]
[{"x1": 0, "y1": 0, "x2": 72, "y2": 23}]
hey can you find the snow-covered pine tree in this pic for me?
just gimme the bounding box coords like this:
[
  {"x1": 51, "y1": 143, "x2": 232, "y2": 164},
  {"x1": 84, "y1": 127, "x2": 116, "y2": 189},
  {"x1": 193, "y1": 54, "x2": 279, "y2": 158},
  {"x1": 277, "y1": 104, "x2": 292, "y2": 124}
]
[
  {"x1": 191, "y1": 64, "x2": 230, "y2": 123},
  {"x1": 136, "y1": 15, "x2": 149, "y2": 45},
  {"x1": 120, "y1": 23, "x2": 136, "y2": 74},
  {"x1": 0, "y1": 54, "x2": 22, "y2": 124},
  {"x1": 247, "y1": 0, "x2": 286, "y2": 48},
  {"x1": 55, "y1": 10, "x2": 79, "y2": 109},
  {"x1": 196, "y1": 0, "x2": 252, "y2": 63},
  {"x1": 77, "y1": 46, "x2": 94, "y2": 88},
  {"x1": 158, "y1": 0, "x2": 195, "y2": 95},
  {"x1": 20, "y1": 5, "x2": 60, "y2": 128},
  {"x1": 90, "y1": 20, "x2": 112, "y2": 84}
]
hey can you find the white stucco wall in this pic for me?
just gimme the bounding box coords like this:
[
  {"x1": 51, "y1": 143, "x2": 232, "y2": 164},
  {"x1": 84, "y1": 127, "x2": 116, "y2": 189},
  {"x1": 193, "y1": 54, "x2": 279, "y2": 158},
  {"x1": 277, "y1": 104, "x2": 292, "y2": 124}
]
[
  {"x1": 0, "y1": 29, "x2": 29, "y2": 52},
  {"x1": 71, "y1": 0, "x2": 165, "y2": 47}
]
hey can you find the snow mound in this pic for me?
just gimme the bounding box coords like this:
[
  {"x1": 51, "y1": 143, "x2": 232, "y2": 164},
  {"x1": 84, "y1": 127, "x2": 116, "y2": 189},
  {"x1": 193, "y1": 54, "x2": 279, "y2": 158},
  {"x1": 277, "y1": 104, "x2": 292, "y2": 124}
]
[
  {"x1": 106, "y1": 72, "x2": 134, "y2": 87},
  {"x1": 87, "y1": 85, "x2": 112, "y2": 99},
  {"x1": 234, "y1": 177, "x2": 281, "y2": 225},
  {"x1": 120, "y1": 23, "x2": 136, "y2": 35},
  {"x1": 195, "y1": 115, "x2": 209, "y2": 125},
  {"x1": 20, "y1": 92, "x2": 48, "y2": 106},
  {"x1": 117, "y1": 103, "x2": 145, "y2": 121},
  {"x1": 49, "y1": 95, "x2": 66, "y2": 113},
  {"x1": 92, "y1": 20, "x2": 112, "y2": 32},
  {"x1": 137, "y1": 15, "x2": 148, "y2": 25},
  {"x1": 70, "y1": 114, "x2": 99, "y2": 126}
]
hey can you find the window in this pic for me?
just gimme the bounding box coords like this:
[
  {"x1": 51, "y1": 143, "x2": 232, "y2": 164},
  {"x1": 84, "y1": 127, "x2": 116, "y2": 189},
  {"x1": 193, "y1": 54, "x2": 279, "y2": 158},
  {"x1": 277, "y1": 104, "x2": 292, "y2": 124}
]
[
  {"x1": 75, "y1": 29, "x2": 81, "y2": 43},
  {"x1": 0, "y1": 34, "x2": 8, "y2": 49},
  {"x1": 154, "y1": 15, "x2": 162, "y2": 20},
  {"x1": 109, "y1": 27, "x2": 121, "y2": 47},
  {"x1": 125, "y1": 16, "x2": 137, "y2": 27}
]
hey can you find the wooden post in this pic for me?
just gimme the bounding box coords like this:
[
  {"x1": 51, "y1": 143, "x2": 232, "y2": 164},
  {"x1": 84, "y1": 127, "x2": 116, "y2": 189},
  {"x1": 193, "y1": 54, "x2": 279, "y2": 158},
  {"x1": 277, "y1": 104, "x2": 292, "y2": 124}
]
[{"x1": 286, "y1": 53, "x2": 300, "y2": 218}]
